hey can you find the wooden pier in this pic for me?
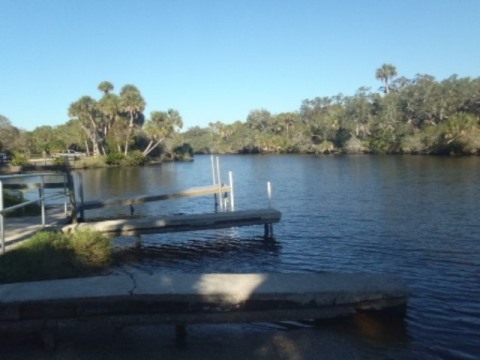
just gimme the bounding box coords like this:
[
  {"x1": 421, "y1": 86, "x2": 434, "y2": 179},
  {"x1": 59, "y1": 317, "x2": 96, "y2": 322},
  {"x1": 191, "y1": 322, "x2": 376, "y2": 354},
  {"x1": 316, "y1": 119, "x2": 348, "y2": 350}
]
[
  {"x1": 78, "y1": 185, "x2": 232, "y2": 212},
  {"x1": 63, "y1": 208, "x2": 281, "y2": 237},
  {"x1": 70, "y1": 159, "x2": 281, "y2": 238}
]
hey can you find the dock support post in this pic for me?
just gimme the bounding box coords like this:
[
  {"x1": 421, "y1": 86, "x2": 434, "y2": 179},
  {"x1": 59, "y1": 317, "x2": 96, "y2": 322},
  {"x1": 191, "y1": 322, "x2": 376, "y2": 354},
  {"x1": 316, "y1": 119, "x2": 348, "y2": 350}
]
[
  {"x1": 40, "y1": 176, "x2": 46, "y2": 228},
  {"x1": 264, "y1": 223, "x2": 273, "y2": 238},
  {"x1": 175, "y1": 323, "x2": 187, "y2": 346},
  {"x1": 77, "y1": 173, "x2": 85, "y2": 221}
]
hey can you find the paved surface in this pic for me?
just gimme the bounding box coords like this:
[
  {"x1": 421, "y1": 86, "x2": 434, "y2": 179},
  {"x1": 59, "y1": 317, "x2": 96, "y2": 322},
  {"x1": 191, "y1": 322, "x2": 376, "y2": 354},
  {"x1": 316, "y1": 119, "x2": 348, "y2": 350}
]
[
  {"x1": 0, "y1": 273, "x2": 410, "y2": 359},
  {"x1": 0, "y1": 272, "x2": 408, "y2": 305},
  {"x1": 0, "y1": 273, "x2": 408, "y2": 330},
  {"x1": 1, "y1": 206, "x2": 69, "y2": 252}
]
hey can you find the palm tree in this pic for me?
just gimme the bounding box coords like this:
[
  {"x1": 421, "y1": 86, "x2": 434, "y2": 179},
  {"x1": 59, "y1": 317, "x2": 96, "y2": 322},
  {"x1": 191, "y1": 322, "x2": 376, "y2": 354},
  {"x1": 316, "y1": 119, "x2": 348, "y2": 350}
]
[
  {"x1": 68, "y1": 96, "x2": 103, "y2": 156},
  {"x1": 119, "y1": 85, "x2": 146, "y2": 155},
  {"x1": 143, "y1": 109, "x2": 183, "y2": 156},
  {"x1": 97, "y1": 81, "x2": 114, "y2": 95},
  {"x1": 375, "y1": 64, "x2": 397, "y2": 94}
]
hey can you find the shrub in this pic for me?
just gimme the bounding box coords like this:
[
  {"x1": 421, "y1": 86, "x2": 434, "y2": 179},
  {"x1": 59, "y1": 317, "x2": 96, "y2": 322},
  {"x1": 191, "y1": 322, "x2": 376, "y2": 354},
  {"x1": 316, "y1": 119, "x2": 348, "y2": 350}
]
[
  {"x1": 105, "y1": 152, "x2": 125, "y2": 165},
  {"x1": 10, "y1": 152, "x2": 29, "y2": 166},
  {"x1": 52, "y1": 156, "x2": 66, "y2": 166},
  {"x1": 173, "y1": 143, "x2": 194, "y2": 159},
  {"x1": 317, "y1": 141, "x2": 335, "y2": 154},
  {"x1": 123, "y1": 150, "x2": 147, "y2": 166},
  {"x1": 0, "y1": 229, "x2": 112, "y2": 283}
]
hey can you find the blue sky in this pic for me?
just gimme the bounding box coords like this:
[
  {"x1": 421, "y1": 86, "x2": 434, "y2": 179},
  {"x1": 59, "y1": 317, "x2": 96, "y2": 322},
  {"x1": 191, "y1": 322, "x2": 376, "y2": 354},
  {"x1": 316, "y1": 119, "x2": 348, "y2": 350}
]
[{"x1": 1, "y1": 0, "x2": 479, "y2": 131}]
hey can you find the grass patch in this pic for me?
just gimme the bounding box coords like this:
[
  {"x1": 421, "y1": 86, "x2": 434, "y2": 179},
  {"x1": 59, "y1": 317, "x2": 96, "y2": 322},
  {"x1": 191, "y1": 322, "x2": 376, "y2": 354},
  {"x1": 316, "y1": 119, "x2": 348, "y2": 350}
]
[{"x1": 0, "y1": 229, "x2": 113, "y2": 284}]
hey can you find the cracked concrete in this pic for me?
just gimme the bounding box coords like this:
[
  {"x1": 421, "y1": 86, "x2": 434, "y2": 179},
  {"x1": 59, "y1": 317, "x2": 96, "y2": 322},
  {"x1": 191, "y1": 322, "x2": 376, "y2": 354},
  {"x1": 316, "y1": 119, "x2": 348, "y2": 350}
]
[
  {"x1": 0, "y1": 273, "x2": 408, "y2": 322},
  {"x1": 126, "y1": 272, "x2": 137, "y2": 296}
]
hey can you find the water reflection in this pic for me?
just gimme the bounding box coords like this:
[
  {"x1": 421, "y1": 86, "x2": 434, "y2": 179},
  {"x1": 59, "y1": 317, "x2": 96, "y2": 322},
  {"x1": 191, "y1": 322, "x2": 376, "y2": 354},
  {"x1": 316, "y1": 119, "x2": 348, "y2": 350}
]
[{"x1": 113, "y1": 232, "x2": 281, "y2": 274}]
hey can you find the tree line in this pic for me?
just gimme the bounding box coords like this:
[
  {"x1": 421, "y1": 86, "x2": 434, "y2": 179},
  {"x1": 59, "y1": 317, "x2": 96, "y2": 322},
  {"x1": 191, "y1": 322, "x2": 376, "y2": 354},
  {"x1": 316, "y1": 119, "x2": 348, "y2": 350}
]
[
  {"x1": 184, "y1": 65, "x2": 480, "y2": 155},
  {"x1": 2, "y1": 66, "x2": 480, "y2": 164},
  {"x1": 1, "y1": 82, "x2": 187, "y2": 165}
]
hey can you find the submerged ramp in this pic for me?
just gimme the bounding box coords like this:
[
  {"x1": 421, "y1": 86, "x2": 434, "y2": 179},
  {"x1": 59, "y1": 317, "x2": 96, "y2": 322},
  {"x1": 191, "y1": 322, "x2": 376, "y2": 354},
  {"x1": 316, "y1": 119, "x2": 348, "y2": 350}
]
[
  {"x1": 63, "y1": 209, "x2": 281, "y2": 236},
  {"x1": 0, "y1": 272, "x2": 409, "y2": 332}
]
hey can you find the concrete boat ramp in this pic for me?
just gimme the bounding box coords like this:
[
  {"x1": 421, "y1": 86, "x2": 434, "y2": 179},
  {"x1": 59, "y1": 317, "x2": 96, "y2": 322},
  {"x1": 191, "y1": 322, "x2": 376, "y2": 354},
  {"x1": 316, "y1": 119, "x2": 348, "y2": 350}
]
[{"x1": 0, "y1": 272, "x2": 409, "y2": 347}]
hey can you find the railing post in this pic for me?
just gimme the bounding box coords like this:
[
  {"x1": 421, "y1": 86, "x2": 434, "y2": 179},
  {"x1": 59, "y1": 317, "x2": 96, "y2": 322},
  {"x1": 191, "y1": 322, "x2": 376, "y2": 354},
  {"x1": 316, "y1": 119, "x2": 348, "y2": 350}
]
[
  {"x1": 211, "y1": 155, "x2": 218, "y2": 211},
  {"x1": 40, "y1": 176, "x2": 46, "y2": 228},
  {"x1": 216, "y1": 156, "x2": 223, "y2": 211},
  {"x1": 77, "y1": 173, "x2": 85, "y2": 221},
  {"x1": 63, "y1": 174, "x2": 68, "y2": 215},
  {"x1": 229, "y1": 171, "x2": 235, "y2": 211},
  {"x1": 0, "y1": 180, "x2": 4, "y2": 254}
]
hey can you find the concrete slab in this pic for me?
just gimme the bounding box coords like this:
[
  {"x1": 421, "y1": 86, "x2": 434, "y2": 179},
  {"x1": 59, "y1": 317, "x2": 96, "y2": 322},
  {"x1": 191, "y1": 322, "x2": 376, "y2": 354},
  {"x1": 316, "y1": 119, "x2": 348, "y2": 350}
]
[
  {"x1": 0, "y1": 275, "x2": 134, "y2": 303},
  {"x1": 0, "y1": 273, "x2": 408, "y2": 326}
]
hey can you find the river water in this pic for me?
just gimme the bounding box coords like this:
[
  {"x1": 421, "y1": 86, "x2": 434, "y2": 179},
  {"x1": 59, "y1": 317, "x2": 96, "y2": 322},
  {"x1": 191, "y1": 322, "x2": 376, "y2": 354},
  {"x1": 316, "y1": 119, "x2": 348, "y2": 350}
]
[{"x1": 78, "y1": 154, "x2": 480, "y2": 359}]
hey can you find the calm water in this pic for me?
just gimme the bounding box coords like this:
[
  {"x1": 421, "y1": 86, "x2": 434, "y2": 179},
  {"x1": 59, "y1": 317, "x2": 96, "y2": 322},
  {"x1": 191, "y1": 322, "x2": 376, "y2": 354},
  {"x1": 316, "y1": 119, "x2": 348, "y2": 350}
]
[{"x1": 78, "y1": 155, "x2": 480, "y2": 359}]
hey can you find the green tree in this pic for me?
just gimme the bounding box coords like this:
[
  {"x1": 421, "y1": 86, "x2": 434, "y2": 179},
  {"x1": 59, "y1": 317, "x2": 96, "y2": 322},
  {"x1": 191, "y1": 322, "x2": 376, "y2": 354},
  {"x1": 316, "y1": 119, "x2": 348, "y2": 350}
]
[
  {"x1": 97, "y1": 93, "x2": 120, "y2": 141},
  {"x1": 30, "y1": 126, "x2": 58, "y2": 156},
  {"x1": 97, "y1": 81, "x2": 114, "y2": 95},
  {"x1": 119, "y1": 85, "x2": 146, "y2": 156},
  {"x1": 68, "y1": 96, "x2": 104, "y2": 156},
  {"x1": 0, "y1": 115, "x2": 21, "y2": 153},
  {"x1": 142, "y1": 109, "x2": 183, "y2": 156},
  {"x1": 375, "y1": 64, "x2": 398, "y2": 94}
]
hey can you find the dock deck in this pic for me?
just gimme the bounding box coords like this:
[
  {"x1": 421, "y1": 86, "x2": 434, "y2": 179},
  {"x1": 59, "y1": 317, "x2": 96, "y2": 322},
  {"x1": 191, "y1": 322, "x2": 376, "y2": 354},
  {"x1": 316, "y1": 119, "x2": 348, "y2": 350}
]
[{"x1": 63, "y1": 208, "x2": 281, "y2": 236}]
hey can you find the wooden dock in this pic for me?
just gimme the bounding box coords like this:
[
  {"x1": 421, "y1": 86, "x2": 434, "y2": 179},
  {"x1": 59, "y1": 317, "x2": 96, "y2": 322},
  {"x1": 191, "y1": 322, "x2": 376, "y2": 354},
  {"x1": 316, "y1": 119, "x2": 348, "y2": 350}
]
[
  {"x1": 79, "y1": 185, "x2": 232, "y2": 211},
  {"x1": 63, "y1": 208, "x2": 281, "y2": 237}
]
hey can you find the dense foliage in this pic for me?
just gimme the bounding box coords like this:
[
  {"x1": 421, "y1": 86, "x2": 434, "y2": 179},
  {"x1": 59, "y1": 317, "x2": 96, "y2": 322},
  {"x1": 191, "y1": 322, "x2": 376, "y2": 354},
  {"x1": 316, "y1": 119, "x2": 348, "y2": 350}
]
[
  {"x1": 0, "y1": 82, "x2": 184, "y2": 161},
  {"x1": 2, "y1": 67, "x2": 480, "y2": 159},
  {"x1": 183, "y1": 69, "x2": 480, "y2": 155}
]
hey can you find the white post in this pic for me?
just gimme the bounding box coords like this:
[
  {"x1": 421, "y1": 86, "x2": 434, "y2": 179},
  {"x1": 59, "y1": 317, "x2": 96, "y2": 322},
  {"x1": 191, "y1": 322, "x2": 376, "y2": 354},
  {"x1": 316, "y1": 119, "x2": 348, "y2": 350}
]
[
  {"x1": 211, "y1": 155, "x2": 217, "y2": 186},
  {"x1": 40, "y1": 176, "x2": 46, "y2": 228},
  {"x1": 216, "y1": 156, "x2": 223, "y2": 211},
  {"x1": 0, "y1": 180, "x2": 4, "y2": 254},
  {"x1": 267, "y1": 181, "x2": 272, "y2": 209},
  {"x1": 228, "y1": 171, "x2": 235, "y2": 211},
  {"x1": 211, "y1": 155, "x2": 218, "y2": 210}
]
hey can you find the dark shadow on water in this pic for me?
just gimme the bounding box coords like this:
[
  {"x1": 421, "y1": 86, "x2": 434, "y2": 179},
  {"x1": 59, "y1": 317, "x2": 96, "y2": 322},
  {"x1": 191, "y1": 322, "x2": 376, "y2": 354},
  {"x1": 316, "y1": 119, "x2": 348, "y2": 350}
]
[{"x1": 112, "y1": 234, "x2": 282, "y2": 272}]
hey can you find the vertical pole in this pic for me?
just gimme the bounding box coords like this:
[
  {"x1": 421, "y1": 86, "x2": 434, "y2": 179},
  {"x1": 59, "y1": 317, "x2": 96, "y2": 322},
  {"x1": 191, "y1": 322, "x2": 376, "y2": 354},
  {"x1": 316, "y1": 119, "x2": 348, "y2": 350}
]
[
  {"x1": 267, "y1": 181, "x2": 272, "y2": 209},
  {"x1": 78, "y1": 173, "x2": 85, "y2": 221},
  {"x1": 40, "y1": 176, "x2": 46, "y2": 228},
  {"x1": 63, "y1": 174, "x2": 68, "y2": 215},
  {"x1": 216, "y1": 156, "x2": 223, "y2": 211},
  {"x1": 0, "y1": 181, "x2": 4, "y2": 254},
  {"x1": 211, "y1": 155, "x2": 218, "y2": 210},
  {"x1": 228, "y1": 171, "x2": 235, "y2": 211}
]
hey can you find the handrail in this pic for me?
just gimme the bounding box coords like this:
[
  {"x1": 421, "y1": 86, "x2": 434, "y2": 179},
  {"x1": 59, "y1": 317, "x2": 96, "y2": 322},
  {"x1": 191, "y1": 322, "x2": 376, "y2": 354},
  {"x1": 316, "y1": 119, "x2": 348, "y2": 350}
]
[{"x1": 0, "y1": 172, "x2": 70, "y2": 254}]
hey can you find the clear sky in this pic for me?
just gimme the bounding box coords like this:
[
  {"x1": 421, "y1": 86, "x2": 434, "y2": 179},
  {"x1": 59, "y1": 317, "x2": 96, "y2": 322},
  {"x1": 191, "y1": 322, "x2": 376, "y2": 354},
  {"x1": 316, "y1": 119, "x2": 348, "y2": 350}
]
[{"x1": 1, "y1": 0, "x2": 479, "y2": 131}]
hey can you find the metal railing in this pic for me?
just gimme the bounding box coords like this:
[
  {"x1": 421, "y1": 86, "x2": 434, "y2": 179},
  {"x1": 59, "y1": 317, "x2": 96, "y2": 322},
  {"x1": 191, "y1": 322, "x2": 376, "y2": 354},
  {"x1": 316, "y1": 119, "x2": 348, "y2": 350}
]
[{"x1": 0, "y1": 173, "x2": 69, "y2": 254}]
